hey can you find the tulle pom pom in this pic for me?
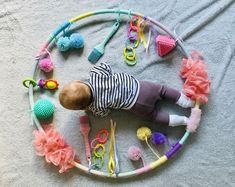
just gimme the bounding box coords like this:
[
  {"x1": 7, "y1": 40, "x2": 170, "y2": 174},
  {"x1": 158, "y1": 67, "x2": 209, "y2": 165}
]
[
  {"x1": 39, "y1": 58, "x2": 54, "y2": 73},
  {"x1": 32, "y1": 125, "x2": 78, "y2": 173},
  {"x1": 180, "y1": 51, "x2": 211, "y2": 104}
]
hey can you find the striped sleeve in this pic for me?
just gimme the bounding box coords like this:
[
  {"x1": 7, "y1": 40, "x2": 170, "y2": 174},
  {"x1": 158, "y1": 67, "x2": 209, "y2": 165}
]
[{"x1": 90, "y1": 63, "x2": 112, "y2": 76}]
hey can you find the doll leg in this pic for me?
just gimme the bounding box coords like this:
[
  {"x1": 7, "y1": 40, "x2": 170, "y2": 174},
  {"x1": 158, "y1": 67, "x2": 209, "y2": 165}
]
[
  {"x1": 157, "y1": 84, "x2": 181, "y2": 102},
  {"x1": 151, "y1": 110, "x2": 188, "y2": 127},
  {"x1": 149, "y1": 81, "x2": 194, "y2": 108}
]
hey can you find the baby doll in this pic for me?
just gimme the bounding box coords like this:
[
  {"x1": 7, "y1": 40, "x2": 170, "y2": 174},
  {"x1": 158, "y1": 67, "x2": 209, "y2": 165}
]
[{"x1": 59, "y1": 63, "x2": 194, "y2": 127}]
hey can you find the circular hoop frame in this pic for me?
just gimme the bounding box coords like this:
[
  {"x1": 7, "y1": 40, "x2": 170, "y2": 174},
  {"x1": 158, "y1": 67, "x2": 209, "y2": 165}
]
[{"x1": 29, "y1": 9, "x2": 191, "y2": 178}]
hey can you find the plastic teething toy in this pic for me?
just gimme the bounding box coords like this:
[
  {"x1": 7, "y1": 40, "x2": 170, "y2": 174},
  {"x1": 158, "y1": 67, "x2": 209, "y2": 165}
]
[{"x1": 23, "y1": 78, "x2": 59, "y2": 90}]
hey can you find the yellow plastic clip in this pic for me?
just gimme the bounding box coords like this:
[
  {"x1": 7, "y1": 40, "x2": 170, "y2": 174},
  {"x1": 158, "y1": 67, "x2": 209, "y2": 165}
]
[{"x1": 108, "y1": 119, "x2": 117, "y2": 175}]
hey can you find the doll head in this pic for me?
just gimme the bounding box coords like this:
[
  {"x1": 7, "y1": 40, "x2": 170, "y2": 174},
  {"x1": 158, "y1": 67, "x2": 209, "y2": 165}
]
[{"x1": 59, "y1": 80, "x2": 92, "y2": 110}]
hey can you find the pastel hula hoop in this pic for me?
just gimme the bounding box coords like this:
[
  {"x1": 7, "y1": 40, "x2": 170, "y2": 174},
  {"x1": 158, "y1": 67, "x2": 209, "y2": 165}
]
[{"x1": 29, "y1": 9, "x2": 204, "y2": 178}]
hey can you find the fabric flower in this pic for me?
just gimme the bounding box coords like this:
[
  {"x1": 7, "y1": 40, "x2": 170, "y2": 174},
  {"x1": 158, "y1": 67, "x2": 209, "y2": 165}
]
[
  {"x1": 180, "y1": 51, "x2": 211, "y2": 104},
  {"x1": 32, "y1": 125, "x2": 77, "y2": 173}
]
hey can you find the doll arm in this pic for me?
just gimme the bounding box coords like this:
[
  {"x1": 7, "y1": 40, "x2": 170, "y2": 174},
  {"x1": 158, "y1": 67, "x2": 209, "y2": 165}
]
[
  {"x1": 90, "y1": 62, "x2": 112, "y2": 76},
  {"x1": 94, "y1": 108, "x2": 111, "y2": 117}
]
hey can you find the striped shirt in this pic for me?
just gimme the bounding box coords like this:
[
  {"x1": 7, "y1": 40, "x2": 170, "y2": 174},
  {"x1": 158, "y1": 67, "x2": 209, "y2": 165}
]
[{"x1": 86, "y1": 63, "x2": 140, "y2": 117}]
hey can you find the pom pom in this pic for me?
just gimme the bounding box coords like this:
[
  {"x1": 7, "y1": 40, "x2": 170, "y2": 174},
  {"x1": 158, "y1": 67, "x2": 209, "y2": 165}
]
[
  {"x1": 33, "y1": 99, "x2": 54, "y2": 120},
  {"x1": 33, "y1": 125, "x2": 78, "y2": 173},
  {"x1": 39, "y1": 58, "x2": 54, "y2": 73},
  {"x1": 137, "y1": 127, "x2": 152, "y2": 141},
  {"x1": 128, "y1": 146, "x2": 142, "y2": 161},
  {"x1": 187, "y1": 108, "x2": 202, "y2": 133},
  {"x1": 70, "y1": 33, "x2": 84, "y2": 49},
  {"x1": 151, "y1": 132, "x2": 166, "y2": 145},
  {"x1": 56, "y1": 36, "x2": 71, "y2": 51},
  {"x1": 180, "y1": 51, "x2": 211, "y2": 104}
]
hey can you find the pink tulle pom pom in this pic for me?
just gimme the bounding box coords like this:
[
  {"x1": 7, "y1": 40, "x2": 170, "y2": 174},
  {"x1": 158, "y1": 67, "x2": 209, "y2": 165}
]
[
  {"x1": 32, "y1": 125, "x2": 78, "y2": 173},
  {"x1": 187, "y1": 108, "x2": 202, "y2": 133},
  {"x1": 39, "y1": 58, "x2": 54, "y2": 73},
  {"x1": 180, "y1": 51, "x2": 211, "y2": 104}
]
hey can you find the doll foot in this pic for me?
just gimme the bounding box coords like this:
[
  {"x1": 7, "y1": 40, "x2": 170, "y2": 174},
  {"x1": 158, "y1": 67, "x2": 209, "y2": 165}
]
[
  {"x1": 169, "y1": 115, "x2": 188, "y2": 127},
  {"x1": 176, "y1": 93, "x2": 194, "y2": 108}
]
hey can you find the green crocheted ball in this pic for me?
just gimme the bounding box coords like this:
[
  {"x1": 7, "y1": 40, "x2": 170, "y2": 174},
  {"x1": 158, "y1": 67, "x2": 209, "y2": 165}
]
[{"x1": 33, "y1": 99, "x2": 55, "y2": 120}]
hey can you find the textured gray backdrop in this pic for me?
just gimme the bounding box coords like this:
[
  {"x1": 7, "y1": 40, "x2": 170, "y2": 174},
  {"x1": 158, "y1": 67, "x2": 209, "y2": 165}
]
[{"x1": 0, "y1": 0, "x2": 235, "y2": 186}]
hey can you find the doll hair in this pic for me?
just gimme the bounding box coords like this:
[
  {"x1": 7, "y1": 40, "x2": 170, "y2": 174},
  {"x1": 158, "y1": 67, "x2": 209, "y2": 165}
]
[{"x1": 59, "y1": 81, "x2": 92, "y2": 110}]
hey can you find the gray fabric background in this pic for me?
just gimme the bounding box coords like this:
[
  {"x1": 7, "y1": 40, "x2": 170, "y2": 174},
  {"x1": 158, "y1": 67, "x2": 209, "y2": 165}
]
[{"x1": 0, "y1": 0, "x2": 235, "y2": 186}]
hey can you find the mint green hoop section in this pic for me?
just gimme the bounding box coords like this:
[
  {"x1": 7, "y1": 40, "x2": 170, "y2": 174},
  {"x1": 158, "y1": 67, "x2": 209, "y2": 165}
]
[{"x1": 29, "y1": 9, "x2": 192, "y2": 178}]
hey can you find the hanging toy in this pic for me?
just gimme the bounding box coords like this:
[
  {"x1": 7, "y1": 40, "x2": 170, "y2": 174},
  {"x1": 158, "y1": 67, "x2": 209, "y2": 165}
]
[
  {"x1": 151, "y1": 132, "x2": 167, "y2": 145},
  {"x1": 79, "y1": 114, "x2": 91, "y2": 166},
  {"x1": 156, "y1": 35, "x2": 176, "y2": 57},
  {"x1": 88, "y1": 20, "x2": 120, "y2": 64},
  {"x1": 108, "y1": 119, "x2": 119, "y2": 175},
  {"x1": 56, "y1": 36, "x2": 71, "y2": 52},
  {"x1": 137, "y1": 127, "x2": 161, "y2": 158},
  {"x1": 127, "y1": 16, "x2": 139, "y2": 42},
  {"x1": 70, "y1": 33, "x2": 84, "y2": 49},
  {"x1": 91, "y1": 129, "x2": 109, "y2": 148},
  {"x1": 128, "y1": 146, "x2": 145, "y2": 166},
  {"x1": 39, "y1": 58, "x2": 54, "y2": 73},
  {"x1": 123, "y1": 46, "x2": 137, "y2": 66},
  {"x1": 38, "y1": 49, "x2": 54, "y2": 73},
  {"x1": 33, "y1": 99, "x2": 55, "y2": 120},
  {"x1": 56, "y1": 32, "x2": 85, "y2": 52},
  {"x1": 90, "y1": 129, "x2": 109, "y2": 170},
  {"x1": 23, "y1": 78, "x2": 59, "y2": 90}
]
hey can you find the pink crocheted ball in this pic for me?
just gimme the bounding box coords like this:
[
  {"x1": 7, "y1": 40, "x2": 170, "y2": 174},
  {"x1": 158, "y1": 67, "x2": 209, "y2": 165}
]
[{"x1": 39, "y1": 58, "x2": 54, "y2": 73}]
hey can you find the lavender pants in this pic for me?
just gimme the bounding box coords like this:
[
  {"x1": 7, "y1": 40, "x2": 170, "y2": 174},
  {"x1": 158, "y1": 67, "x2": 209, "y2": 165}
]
[{"x1": 130, "y1": 81, "x2": 181, "y2": 125}]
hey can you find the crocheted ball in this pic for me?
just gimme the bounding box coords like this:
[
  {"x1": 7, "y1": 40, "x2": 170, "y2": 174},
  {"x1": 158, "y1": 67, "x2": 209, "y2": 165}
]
[
  {"x1": 151, "y1": 132, "x2": 166, "y2": 145},
  {"x1": 34, "y1": 99, "x2": 55, "y2": 120},
  {"x1": 128, "y1": 146, "x2": 142, "y2": 161},
  {"x1": 56, "y1": 36, "x2": 71, "y2": 51},
  {"x1": 39, "y1": 58, "x2": 54, "y2": 73},
  {"x1": 137, "y1": 127, "x2": 152, "y2": 141},
  {"x1": 70, "y1": 33, "x2": 84, "y2": 49}
]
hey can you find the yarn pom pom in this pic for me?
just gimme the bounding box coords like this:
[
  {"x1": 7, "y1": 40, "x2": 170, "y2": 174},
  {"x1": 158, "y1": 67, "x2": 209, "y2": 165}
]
[
  {"x1": 70, "y1": 33, "x2": 84, "y2": 49},
  {"x1": 33, "y1": 99, "x2": 54, "y2": 120},
  {"x1": 137, "y1": 127, "x2": 152, "y2": 141},
  {"x1": 39, "y1": 58, "x2": 54, "y2": 73},
  {"x1": 33, "y1": 125, "x2": 78, "y2": 173},
  {"x1": 151, "y1": 132, "x2": 166, "y2": 145},
  {"x1": 128, "y1": 146, "x2": 142, "y2": 161},
  {"x1": 56, "y1": 36, "x2": 71, "y2": 51}
]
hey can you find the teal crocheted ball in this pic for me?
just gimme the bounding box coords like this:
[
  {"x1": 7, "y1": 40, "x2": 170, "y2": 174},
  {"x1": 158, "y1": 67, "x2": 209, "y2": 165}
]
[{"x1": 33, "y1": 99, "x2": 55, "y2": 120}]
